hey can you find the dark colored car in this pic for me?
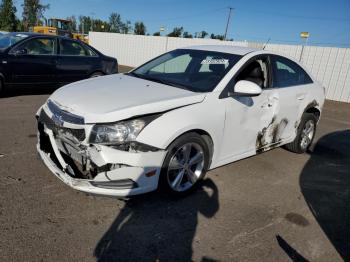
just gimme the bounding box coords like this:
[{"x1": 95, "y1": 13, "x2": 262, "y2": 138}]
[{"x1": 0, "y1": 32, "x2": 118, "y2": 94}]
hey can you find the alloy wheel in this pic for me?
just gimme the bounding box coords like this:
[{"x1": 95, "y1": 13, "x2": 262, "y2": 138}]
[
  {"x1": 300, "y1": 120, "x2": 315, "y2": 150},
  {"x1": 166, "y1": 142, "x2": 205, "y2": 192}
]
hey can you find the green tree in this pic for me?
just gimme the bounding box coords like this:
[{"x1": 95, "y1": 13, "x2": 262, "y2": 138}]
[
  {"x1": 121, "y1": 20, "x2": 132, "y2": 34},
  {"x1": 153, "y1": 31, "x2": 160, "y2": 36},
  {"x1": 167, "y1": 27, "x2": 183, "y2": 37},
  {"x1": 16, "y1": 19, "x2": 25, "y2": 31},
  {"x1": 0, "y1": 0, "x2": 17, "y2": 31},
  {"x1": 134, "y1": 21, "x2": 146, "y2": 35},
  {"x1": 78, "y1": 16, "x2": 92, "y2": 34},
  {"x1": 67, "y1": 15, "x2": 77, "y2": 32},
  {"x1": 93, "y1": 19, "x2": 110, "y2": 32},
  {"x1": 109, "y1": 12, "x2": 124, "y2": 33},
  {"x1": 22, "y1": 0, "x2": 49, "y2": 30},
  {"x1": 210, "y1": 33, "x2": 224, "y2": 40},
  {"x1": 183, "y1": 31, "x2": 193, "y2": 38},
  {"x1": 199, "y1": 30, "x2": 208, "y2": 38}
]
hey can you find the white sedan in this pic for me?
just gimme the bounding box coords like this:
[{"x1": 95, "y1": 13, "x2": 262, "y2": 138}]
[{"x1": 36, "y1": 45, "x2": 325, "y2": 197}]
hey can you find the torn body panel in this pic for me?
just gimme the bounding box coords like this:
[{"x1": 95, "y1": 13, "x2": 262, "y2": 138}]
[
  {"x1": 256, "y1": 116, "x2": 289, "y2": 153},
  {"x1": 37, "y1": 108, "x2": 167, "y2": 197}
]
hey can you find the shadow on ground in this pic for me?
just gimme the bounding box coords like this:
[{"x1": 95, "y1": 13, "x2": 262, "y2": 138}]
[
  {"x1": 276, "y1": 235, "x2": 309, "y2": 261},
  {"x1": 300, "y1": 130, "x2": 350, "y2": 261},
  {"x1": 94, "y1": 179, "x2": 219, "y2": 262}
]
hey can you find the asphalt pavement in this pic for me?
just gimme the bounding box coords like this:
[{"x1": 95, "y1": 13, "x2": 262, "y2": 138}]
[{"x1": 0, "y1": 66, "x2": 349, "y2": 261}]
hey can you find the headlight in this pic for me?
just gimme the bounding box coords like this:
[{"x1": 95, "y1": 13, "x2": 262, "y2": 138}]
[{"x1": 89, "y1": 115, "x2": 159, "y2": 145}]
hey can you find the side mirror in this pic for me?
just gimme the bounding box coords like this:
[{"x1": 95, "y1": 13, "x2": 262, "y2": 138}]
[
  {"x1": 233, "y1": 80, "x2": 262, "y2": 97},
  {"x1": 12, "y1": 48, "x2": 27, "y2": 56}
]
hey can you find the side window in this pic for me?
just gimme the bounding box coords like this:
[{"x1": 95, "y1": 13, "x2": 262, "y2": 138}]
[
  {"x1": 85, "y1": 46, "x2": 98, "y2": 56},
  {"x1": 16, "y1": 38, "x2": 55, "y2": 55},
  {"x1": 235, "y1": 57, "x2": 269, "y2": 89},
  {"x1": 272, "y1": 56, "x2": 313, "y2": 88},
  {"x1": 150, "y1": 54, "x2": 191, "y2": 73},
  {"x1": 60, "y1": 39, "x2": 88, "y2": 56}
]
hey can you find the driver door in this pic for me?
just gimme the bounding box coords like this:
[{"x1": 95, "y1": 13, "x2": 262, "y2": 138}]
[
  {"x1": 218, "y1": 55, "x2": 279, "y2": 163},
  {"x1": 7, "y1": 37, "x2": 57, "y2": 85}
]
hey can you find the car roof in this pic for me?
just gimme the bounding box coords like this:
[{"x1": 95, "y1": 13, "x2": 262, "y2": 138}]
[
  {"x1": 6, "y1": 32, "x2": 74, "y2": 41},
  {"x1": 181, "y1": 45, "x2": 259, "y2": 56},
  {"x1": 7, "y1": 32, "x2": 46, "y2": 37}
]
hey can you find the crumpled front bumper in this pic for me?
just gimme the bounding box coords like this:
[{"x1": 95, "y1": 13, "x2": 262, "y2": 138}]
[{"x1": 36, "y1": 109, "x2": 167, "y2": 197}]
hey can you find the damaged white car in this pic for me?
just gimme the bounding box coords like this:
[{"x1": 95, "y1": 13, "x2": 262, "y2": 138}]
[{"x1": 36, "y1": 45, "x2": 325, "y2": 197}]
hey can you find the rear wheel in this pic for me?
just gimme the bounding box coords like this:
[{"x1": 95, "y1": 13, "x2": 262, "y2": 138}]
[
  {"x1": 285, "y1": 113, "x2": 317, "y2": 153},
  {"x1": 160, "y1": 133, "x2": 210, "y2": 195}
]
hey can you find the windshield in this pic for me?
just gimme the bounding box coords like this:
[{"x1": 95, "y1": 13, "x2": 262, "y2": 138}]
[
  {"x1": 130, "y1": 49, "x2": 242, "y2": 92},
  {"x1": 0, "y1": 34, "x2": 28, "y2": 50}
]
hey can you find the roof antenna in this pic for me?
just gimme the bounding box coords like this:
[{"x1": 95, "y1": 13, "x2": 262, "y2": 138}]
[{"x1": 263, "y1": 38, "x2": 271, "y2": 50}]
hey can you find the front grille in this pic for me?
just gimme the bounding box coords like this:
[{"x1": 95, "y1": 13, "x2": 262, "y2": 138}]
[
  {"x1": 47, "y1": 100, "x2": 85, "y2": 125},
  {"x1": 38, "y1": 122, "x2": 63, "y2": 169},
  {"x1": 60, "y1": 128, "x2": 86, "y2": 141},
  {"x1": 39, "y1": 110, "x2": 86, "y2": 141},
  {"x1": 38, "y1": 122, "x2": 91, "y2": 179}
]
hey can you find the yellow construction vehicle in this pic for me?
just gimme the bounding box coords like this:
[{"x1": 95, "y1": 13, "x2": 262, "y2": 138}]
[{"x1": 33, "y1": 18, "x2": 88, "y2": 43}]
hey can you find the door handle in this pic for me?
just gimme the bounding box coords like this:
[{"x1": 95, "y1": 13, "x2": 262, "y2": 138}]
[
  {"x1": 297, "y1": 94, "x2": 306, "y2": 100},
  {"x1": 269, "y1": 95, "x2": 279, "y2": 101}
]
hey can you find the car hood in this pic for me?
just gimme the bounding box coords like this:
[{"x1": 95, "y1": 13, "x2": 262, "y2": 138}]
[{"x1": 49, "y1": 74, "x2": 206, "y2": 123}]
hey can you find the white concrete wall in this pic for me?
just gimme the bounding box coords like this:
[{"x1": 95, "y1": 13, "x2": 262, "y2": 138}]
[
  {"x1": 261, "y1": 43, "x2": 350, "y2": 103},
  {"x1": 89, "y1": 32, "x2": 248, "y2": 67},
  {"x1": 90, "y1": 32, "x2": 350, "y2": 103}
]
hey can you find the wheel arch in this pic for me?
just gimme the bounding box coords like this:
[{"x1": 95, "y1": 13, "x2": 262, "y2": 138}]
[
  {"x1": 303, "y1": 100, "x2": 321, "y2": 122},
  {"x1": 305, "y1": 107, "x2": 321, "y2": 121},
  {"x1": 167, "y1": 129, "x2": 215, "y2": 167},
  {"x1": 89, "y1": 70, "x2": 105, "y2": 77},
  {"x1": 136, "y1": 98, "x2": 225, "y2": 169}
]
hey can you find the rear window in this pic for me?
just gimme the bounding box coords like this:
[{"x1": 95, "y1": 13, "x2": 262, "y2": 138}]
[{"x1": 60, "y1": 39, "x2": 90, "y2": 56}]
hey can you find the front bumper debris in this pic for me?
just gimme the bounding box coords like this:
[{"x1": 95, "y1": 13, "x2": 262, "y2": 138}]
[{"x1": 36, "y1": 107, "x2": 166, "y2": 197}]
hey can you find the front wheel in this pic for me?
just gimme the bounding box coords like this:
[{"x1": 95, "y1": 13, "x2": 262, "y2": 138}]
[
  {"x1": 160, "y1": 133, "x2": 210, "y2": 195},
  {"x1": 285, "y1": 113, "x2": 317, "y2": 154}
]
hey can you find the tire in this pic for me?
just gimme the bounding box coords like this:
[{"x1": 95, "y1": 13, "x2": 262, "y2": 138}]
[
  {"x1": 0, "y1": 78, "x2": 4, "y2": 96},
  {"x1": 159, "y1": 133, "x2": 210, "y2": 196},
  {"x1": 90, "y1": 72, "x2": 104, "y2": 78},
  {"x1": 285, "y1": 113, "x2": 317, "y2": 154}
]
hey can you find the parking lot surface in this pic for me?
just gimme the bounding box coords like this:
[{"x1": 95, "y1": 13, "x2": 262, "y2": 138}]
[{"x1": 0, "y1": 66, "x2": 349, "y2": 261}]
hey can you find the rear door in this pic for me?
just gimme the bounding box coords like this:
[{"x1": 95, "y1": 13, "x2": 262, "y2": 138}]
[
  {"x1": 7, "y1": 37, "x2": 56, "y2": 85},
  {"x1": 56, "y1": 38, "x2": 100, "y2": 84},
  {"x1": 270, "y1": 55, "x2": 314, "y2": 141}
]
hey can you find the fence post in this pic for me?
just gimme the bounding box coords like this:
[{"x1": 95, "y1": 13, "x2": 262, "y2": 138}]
[
  {"x1": 165, "y1": 36, "x2": 169, "y2": 52},
  {"x1": 299, "y1": 38, "x2": 308, "y2": 62}
]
